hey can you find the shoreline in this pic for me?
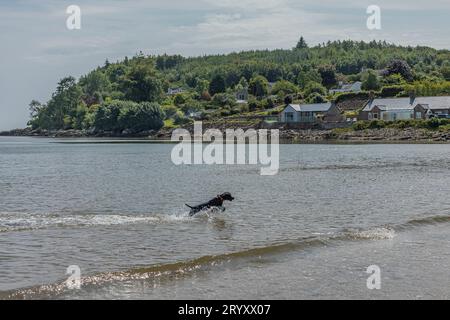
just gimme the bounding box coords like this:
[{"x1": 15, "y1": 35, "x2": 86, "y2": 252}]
[{"x1": 1, "y1": 127, "x2": 449, "y2": 143}]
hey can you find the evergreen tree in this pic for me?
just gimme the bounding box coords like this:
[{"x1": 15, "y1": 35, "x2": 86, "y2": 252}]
[{"x1": 296, "y1": 36, "x2": 308, "y2": 49}]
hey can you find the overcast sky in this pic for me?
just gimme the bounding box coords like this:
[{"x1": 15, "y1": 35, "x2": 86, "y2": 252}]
[{"x1": 0, "y1": 0, "x2": 449, "y2": 130}]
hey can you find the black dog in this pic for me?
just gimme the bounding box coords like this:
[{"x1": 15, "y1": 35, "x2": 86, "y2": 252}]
[{"x1": 186, "y1": 192, "x2": 235, "y2": 216}]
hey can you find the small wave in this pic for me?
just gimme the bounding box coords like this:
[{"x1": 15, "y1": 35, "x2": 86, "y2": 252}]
[
  {"x1": 3, "y1": 214, "x2": 450, "y2": 299},
  {"x1": 280, "y1": 160, "x2": 450, "y2": 172},
  {"x1": 340, "y1": 227, "x2": 396, "y2": 240},
  {"x1": 398, "y1": 215, "x2": 450, "y2": 230},
  {"x1": 0, "y1": 227, "x2": 397, "y2": 300},
  {"x1": 0, "y1": 211, "x2": 192, "y2": 233}
]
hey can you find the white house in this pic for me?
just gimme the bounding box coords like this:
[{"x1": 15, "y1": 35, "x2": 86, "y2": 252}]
[
  {"x1": 280, "y1": 103, "x2": 342, "y2": 123},
  {"x1": 235, "y1": 88, "x2": 249, "y2": 104},
  {"x1": 167, "y1": 87, "x2": 184, "y2": 95},
  {"x1": 359, "y1": 96, "x2": 450, "y2": 121},
  {"x1": 330, "y1": 81, "x2": 362, "y2": 95}
]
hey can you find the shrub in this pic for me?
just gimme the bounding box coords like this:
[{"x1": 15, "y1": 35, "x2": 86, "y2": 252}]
[
  {"x1": 392, "y1": 119, "x2": 415, "y2": 129},
  {"x1": 380, "y1": 85, "x2": 405, "y2": 97},
  {"x1": 353, "y1": 120, "x2": 386, "y2": 130},
  {"x1": 426, "y1": 117, "x2": 443, "y2": 129},
  {"x1": 239, "y1": 104, "x2": 250, "y2": 113},
  {"x1": 212, "y1": 93, "x2": 237, "y2": 107},
  {"x1": 94, "y1": 100, "x2": 164, "y2": 132},
  {"x1": 162, "y1": 105, "x2": 178, "y2": 119},
  {"x1": 352, "y1": 121, "x2": 369, "y2": 131},
  {"x1": 118, "y1": 102, "x2": 164, "y2": 132},
  {"x1": 368, "y1": 120, "x2": 386, "y2": 129},
  {"x1": 173, "y1": 110, "x2": 188, "y2": 125},
  {"x1": 284, "y1": 95, "x2": 293, "y2": 105},
  {"x1": 304, "y1": 81, "x2": 327, "y2": 96},
  {"x1": 94, "y1": 100, "x2": 128, "y2": 131},
  {"x1": 306, "y1": 92, "x2": 327, "y2": 104},
  {"x1": 173, "y1": 94, "x2": 187, "y2": 106},
  {"x1": 334, "y1": 91, "x2": 370, "y2": 104}
]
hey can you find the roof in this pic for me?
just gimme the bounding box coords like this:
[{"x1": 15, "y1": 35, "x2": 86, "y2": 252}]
[
  {"x1": 286, "y1": 103, "x2": 332, "y2": 112},
  {"x1": 362, "y1": 97, "x2": 413, "y2": 111},
  {"x1": 330, "y1": 81, "x2": 362, "y2": 92},
  {"x1": 342, "y1": 81, "x2": 362, "y2": 90},
  {"x1": 363, "y1": 96, "x2": 450, "y2": 112},
  {"x1": 415, "y1": 96, "x2": 450, "y2": 110}
]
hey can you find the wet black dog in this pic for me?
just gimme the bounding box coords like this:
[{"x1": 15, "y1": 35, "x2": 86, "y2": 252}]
[{"x1": 186, "y1": 192, "x2": 235, "y2": 216}]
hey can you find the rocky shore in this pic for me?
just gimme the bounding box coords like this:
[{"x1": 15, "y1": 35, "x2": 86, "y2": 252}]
[
  {"x1": 280, "y1": 127, "x2": 450, "y2": 143},
  {"x1": 1, "y1": 127, "x2": 449, "y2": 143},
  {"x1": 0, "y1": 127, "x2": 171, "y2": 139}
]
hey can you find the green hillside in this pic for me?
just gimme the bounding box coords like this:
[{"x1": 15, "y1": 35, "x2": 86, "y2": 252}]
[{"x1": 28, "y1": 39, "x2": 450, "y2": 133}]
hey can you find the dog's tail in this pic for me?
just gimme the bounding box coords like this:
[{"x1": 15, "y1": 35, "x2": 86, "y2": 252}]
[{"x1": 185, "y1": 204, "x2": 194, "y2": 209}]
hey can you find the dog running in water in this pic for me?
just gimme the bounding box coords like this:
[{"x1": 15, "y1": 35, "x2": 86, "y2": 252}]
[{"x1": 185, "y1": 192, "x2": 235, "y2": 216}]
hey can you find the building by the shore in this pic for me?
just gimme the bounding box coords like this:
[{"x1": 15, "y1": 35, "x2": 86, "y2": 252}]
[
  {"x1": 279, "y1": 103, "x2": 343, "y2": 124},
  {"x1": 359, "y1": 96, "x2": 450, "y2": 121}
]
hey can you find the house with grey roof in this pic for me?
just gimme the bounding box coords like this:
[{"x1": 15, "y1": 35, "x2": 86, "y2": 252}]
[
  {"x1": 280, "y1": 103, "x2": 342, "y2": 123},
  {"x1": 359, "y1": 96, "x2": 450, "y2": 121},
  {"x1": 167, "y1": 87, "x2": 184, "y2": 95},
  {"x1": 235, "y1": 88, "x2": 249, "y2": 104},
  {"x1": 414, "y1": 96, "x2": 450, "y2": 118},
  {"x1": 330, "y1": 81, "x2": 362, "y2": 95}
]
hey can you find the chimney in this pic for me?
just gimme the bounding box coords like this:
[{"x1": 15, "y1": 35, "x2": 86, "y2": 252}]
[{"x1": 368, "y1": 91, "x2": 375, "y2": 101}]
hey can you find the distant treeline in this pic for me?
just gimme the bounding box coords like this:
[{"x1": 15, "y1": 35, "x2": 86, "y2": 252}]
[{"x1": 28, "y1": 39, "x2": 450, "y2": 132}]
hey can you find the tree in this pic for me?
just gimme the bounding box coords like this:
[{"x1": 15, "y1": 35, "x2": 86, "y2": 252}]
[
  {"x1": 361, "y1": 70, "x2": 381, "y2": 91},
  {"x1": 44, "y1": 76, "x2": 83, "y2": 129},
  {"x1": 118, "y1": 102, "x2": 164, "y2": 132},
  {"x1": 93, "y1": 100, "x2": 126, "y2": 131},
  {"x1": 212, "y1": 93, "x2": 237, "y2": 107},
  {"x1": 173, "y1": 94, "x2": 187, "y2": 106},
  {"x1": 318, "y1": 65, "x2": 338, "y2": 88},
  {"x1": 29, "y1": 100, "x2": 42, "y2": 118},
  {"x1": 79, "y1": 70, "x2": 111, "y2": 105},
  {"x1": 383, "y1": 59, "x2": 413, "y2": 81},
  {"x1": 284, "y1": 95, "x2": 293, "y2": 105},
  {"x1": 249, "y1": 75, "x2": 269, "y2": 98},
  {"x1": 297, "y1": 69, "x2": 322, "y2": 89},
  {"x1": 296, "y1": 36, "x2": 308, "y2": 49},
  {"x1": 156, "y1": 54, "x2": 184, "y2": 70},
  {"x1": 120, "y1": 65, "x2": 163, "y2": 102},
  {"x1": 304, "y1": 81, "x2": 327, "y2": 97},
  {"x1": 306, "y1": 92, "x2": 327, "y2": 104},
  {"x1": 272, "y1": 80, "x2": 298, "y2": 96},
  {"x1": 162, "y1": 105, "x2": 178, "y2": 119},
  {"x1": 195, "y1": 79, "x2": 210, "y2": 95},
  {"x1": 209, "y1": 74, "x2": 226, "y2": 95},
  {"x1": 382, "y1": 73, "x2": 406, "y2": 85},
  {"x1": 72, "y1": 103, "x2": 89, "y2": 130},
  {"x1": 238, "y1": 77, "x2": 249, "y2": 89},
  {"x1": 440, "y1": 64, "x2": 450, "y2": 81}
]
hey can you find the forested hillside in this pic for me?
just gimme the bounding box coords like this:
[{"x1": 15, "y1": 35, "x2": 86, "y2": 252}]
[{"x1": 28, "y1": 39, "x2": 450, "y2": 133}]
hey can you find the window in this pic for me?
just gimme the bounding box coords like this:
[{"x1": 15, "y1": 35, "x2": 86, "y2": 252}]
[
  {"x1": 373, "y1": 113, "x2": 378, "y2": 119},
  {"x1": 416, "y1": 112, "x2": 422, "y2": 119},
  {"x1": 285, "y1": 112, "x2": 294, "y2": 122}
]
